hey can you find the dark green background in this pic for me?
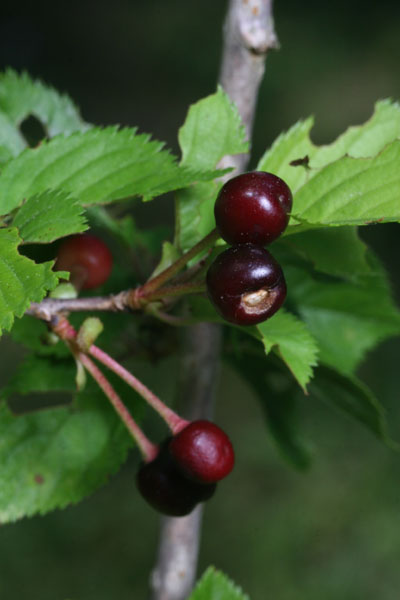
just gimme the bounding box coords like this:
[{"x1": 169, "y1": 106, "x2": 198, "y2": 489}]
[{"x1": 1, "y1": 1, "x2": 400, "y2": 598}]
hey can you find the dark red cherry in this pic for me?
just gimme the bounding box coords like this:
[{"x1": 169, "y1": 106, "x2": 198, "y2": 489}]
[
  {"x1": 206, "y1": 244, "x2": 286, "y2": 326},
  {"x1": 55, "y1": 233, "x2": 112, "y2": 290},
  {"x1": 214, "y1": 171, "x2": 292, "y2": 246},
  {"x1": 136, "y1": 440, "x2": 216, "y2": 517},
  {"x1": 169, "y1": 420, "x2": 235, "y2": 484}
]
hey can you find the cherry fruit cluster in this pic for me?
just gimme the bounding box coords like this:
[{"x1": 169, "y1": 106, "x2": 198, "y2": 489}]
[
  {"x1": 53, "y1": 233, "x2": 235, "y2": 516},
  {"x1": 137, "y1": 420, "x2": 234, "y2": 516},
  {"x1": 207, "y1": 171, "x2": 292, "y2": 326}
]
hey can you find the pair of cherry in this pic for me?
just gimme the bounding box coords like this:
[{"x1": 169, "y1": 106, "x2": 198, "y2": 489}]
[
  {"x1": 56, "y1": 171, "x2": 293, "y2": 327},
  {"x1": 136, "y1": 420, "x2": 234, "y2": 516},
  {"x1": 207, "y1": 171, "x2": 293, "y2": 326}
]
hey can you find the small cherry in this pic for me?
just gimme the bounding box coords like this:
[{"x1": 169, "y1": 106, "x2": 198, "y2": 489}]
[
  {"x1": 214, "y1": 171, "x2": 293, "y2": 246},
  {"x1": 206, "y1": 243, "x2": 286, "y2": 326},
  {"x1": 55, "y1": 233, "x2": 112, "y2": 290},
  {"x1": 169, "y1": 420, "x2": 235, "y2": 484},
  {"x1": 136, "y1": 440, "x2": 216, "y2": 516}
]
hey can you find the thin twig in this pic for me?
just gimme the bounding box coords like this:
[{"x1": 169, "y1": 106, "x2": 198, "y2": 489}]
[
  {"x1": 27, "y1": 291, "x2": 130, "y2": 321},
  {"x1": 141, "y1": 229, "x2": 219, "y2": 296},
  {"x1": 147, "y1": 281, "x2": 206, "y2": 303},
  {"x1": 26, "y1": 230, "x2": 219, "y2": 322}
]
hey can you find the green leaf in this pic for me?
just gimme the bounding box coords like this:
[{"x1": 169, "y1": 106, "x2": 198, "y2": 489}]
[
  {"x1": 228, "y1": 350, "x2": 312, "y2": 470},
  {"x1": 0, "y1": 228, "x2": 59, "y2": 335},
  {"x1": 2, "y1": 354, "x2": 76, "y2": 398},
  {"x1": 12, "y1": 189, "x2": 87, "y2": 243},
  {"x1": 257, "y1": 117, "x2": 315, "y2": 194},
  {"x1": 175, "y1": 87, "x2": 247, "y2": 249},
  {"x1": 8, "y1": 315, "x2": 69, "y2": 357},
  {"x1": 87, "y1": 206, "x2": 170, "y2": 255},
  {"x1": 179, "y1": 86, "x2": 248, "y2": 170},
  {"x1": 309, "y1": 365, "x2": 397, "y2": 449},
  {"x1": 0, "y1": 128, "x2": 222, "y2": 215},
  {"x1": 311, "y1": 98, "x2": 400, "y2": 166},
  {"x1": 293, "y1": 140, "x2": 400, "y2": 227},
  {"x1": 276, "y1": 226, "x2": 371, "y2": 281},
  {"x1": 150, "y1": 241, "x2": 180, "y2": 279},
  {"x1": 0, "y1": 69, "x2": 87, "y2": 140},
  {"x1": 0, "y1": 111, "x2": 25, "y2": 160},
  {"x1": 175, "y1": 180, "x2": 219, "y2": 250},
  {"x1": 0, "y1": 357, "x2": 140, "y2": 522},
  {"x1": 257, "y1": 310, "x2": 319, "y2": 391},
  {"x1": 258, "y1": 99, "x2": 400, "y2": 196},
  {"x1": 287, "y1": 260, "x2": 400, "y2": 374},
  {"x1": 190, "y1": 567, "x2": 250, "y2": 600}
]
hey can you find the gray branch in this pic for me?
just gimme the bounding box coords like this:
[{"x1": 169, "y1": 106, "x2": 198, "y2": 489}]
[
  {"x1": 219, "y1": 0, "x2": 278, "y2": 174},
  {"x1": 26, "y1": 292, "x2": 129, "y2": 322},
  {"x1": 150, "y1": 324, "x2": 221, "y2": 600},
  {"x1": 149, "y1": 1, "x2": 277, "y2": 599},
  {"x1": 150, "y1": 507, "x2": 204, "y2": 600}
]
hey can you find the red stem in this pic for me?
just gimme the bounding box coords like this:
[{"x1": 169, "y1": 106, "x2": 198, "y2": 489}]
[
  {"x1": 78, "y1": 352, "x2": 158, "y2": 462},
  {"x1": 51, "y1": 314, "x2": 189, "y2": 434},
  {"x1": 89, "y1": 344, "x2": 189, "y2": 435}
]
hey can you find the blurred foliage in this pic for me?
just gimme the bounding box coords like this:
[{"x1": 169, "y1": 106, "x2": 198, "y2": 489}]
[{"x1": 0, "y1": 0, "x2": 400, "y2": 598}]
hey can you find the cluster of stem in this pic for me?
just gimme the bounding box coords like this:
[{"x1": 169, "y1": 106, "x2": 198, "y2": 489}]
[{"x1": 52, "y1": 314, "x2": 189, "y2": 463}]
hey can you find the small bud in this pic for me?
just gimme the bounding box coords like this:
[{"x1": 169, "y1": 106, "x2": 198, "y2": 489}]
[
  {"x1": 75, "y1": 358, "x2": 87, "y2": 391},
  {"x1": 77, "y1": 317, "x2": 104, "y2": 351},
  {"x1": 49, "y1": 283, "x2": 78, "y2": 299},
  {"x1": 40, "y1": 331, "x2": 60, "y2": 346}
]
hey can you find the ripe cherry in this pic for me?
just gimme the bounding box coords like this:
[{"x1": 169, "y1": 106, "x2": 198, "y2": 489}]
[
  {"x1": 169, "y1": 420, "x2": 235, "y2": 484},
  {"x1": 55, "y1": 233, "x2": 113, "y2": 290},
  {"x1": 206, "y1": 243, "x2": 286, "y2": 326},
  {"x1": 214, "y1": 171, "x2": 293, "y2": 246},
  {"x1": 136, "y1": 440, "x2": 216, "y2": 516}
]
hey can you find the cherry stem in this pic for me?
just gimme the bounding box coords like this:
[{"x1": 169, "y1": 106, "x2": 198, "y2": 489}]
[
  {"x1": 89, "y1": 344, "x2": 189, "y2": 435},
  {"x1": 146, "y1": 281, "x2": 206, "y2": 303},
  {"x1": 77, "y1": 351, "x2": 158, "y2": 462},
  {"x1": 141, "y1": 228, "x2": 219, "y2": 296},
  {"x1": 51, "y1": 314, "x2": 189, "y2": 435},
  {"x1": 171, "y1": 253, "x2": 210, "y2": 284}
]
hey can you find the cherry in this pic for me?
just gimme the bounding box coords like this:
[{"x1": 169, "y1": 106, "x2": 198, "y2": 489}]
[
  {"x1": 206, "y1": 243, "x2": 286, "y2": 326},
  {"x1": 55, "y1": 233, "x2": 113, "y2": 290},
  {"x1": 136, "y1": 440, "x2": 216, "y2": 516},
  {"x1": 214, "y1": 171, "x2": 293, "y2": 246},
  {"x1": 169, "y1": 420, "x2": 234, "y2": 484}
]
